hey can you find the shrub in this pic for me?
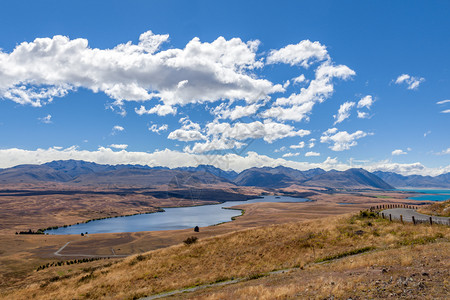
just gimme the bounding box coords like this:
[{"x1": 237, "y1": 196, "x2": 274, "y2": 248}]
[{"x1": 183, "y1": 236, "x2": 198, "y2": 245}]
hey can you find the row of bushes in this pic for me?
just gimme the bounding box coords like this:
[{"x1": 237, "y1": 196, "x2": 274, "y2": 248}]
[
  {"x1": 16, "y1": 229, "x2": 45, "y2": 235},
  {"x1": 36, "y1": 257, "x2": 107, "y2": 271}
]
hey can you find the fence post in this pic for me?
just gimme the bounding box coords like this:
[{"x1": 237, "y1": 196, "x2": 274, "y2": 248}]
[
  {"x1": 389, "y1": 214, "x2": 392, "y2": 222},
  {"x1": 381, "y1": 213, "x2": 384, "y2": 219},
  {"x1": 400, "y1": 215, "x2": 403, "y2": 224},
  {"x1": 429, "y1": 217, "x2": 433, "y2": 226},
  {"x1": 412, "y1": 216, "x2": 416, "y2": 225}
]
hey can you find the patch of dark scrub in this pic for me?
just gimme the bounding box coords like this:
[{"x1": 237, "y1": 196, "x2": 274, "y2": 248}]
[
  {"x1": 143, "y1": 189, "x2": 254, "y2": 202},
  {"x1": 118, "y1": 200, "x2": 154, "y2": 207},
  {"x1": 279, "y1": 191, "x2": 317, "y2": 198}
]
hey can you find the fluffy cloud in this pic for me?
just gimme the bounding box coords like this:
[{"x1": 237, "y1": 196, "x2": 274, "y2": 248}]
[
  {"x1": 168, "y1": 118, "x2": 205, "y2": 142},
  {"x1": 184, "y1": 138, "x2": 245, "y2": 154},
  {"x1": 274, "y1": 146, "x2": 286, "y2": 153},
  {"x1": 357, "y1": 95, "x2": 373, "y2": 109},
  {"x1": 394, "y1": 74, "x2": 425, "y2": 90},
  {"x1": 292, "y1": 74, "x2": 306, "y2": 84},
  {"x1": 334, "y1": 101, "x2": 355, "y2": 124},
  {"x1": 212, "y1": 102, "x2": 262, "y2": 120},
  {"x1": 38, "y1": 114, "x2": 52, "y2": 124},
  {"x1": 305, "y1": 151, "x2": 320, "y2": 157},
  {"x1": 441, "y1": 109, "x2": 450, "y2": 114},
  {"x1": 206, "y1": 120, "x2": 310, "y2": 143},
  {"x1": 148, "y1": 124, "x2": 168, "y2": 134},
  {"x1": 261, "y1": 62, "x2": 355, "y2": 122},
  {"x1": 320, "y1": 128, "x2": 370, "y2": 151},
  {"x1": 135, "y1": 104, "x2": 177, "y2": 116},
  {"x1": 109, "y1": 144, "x2": 128, "y2": 150},
  {"x1": 357, "y1": 111, "x2": 369, "y2": 119},
  {"x1": 392, "y1": 149, "x2": 407, "y2": 155},
  {"x1": 267, "y1": 40, "x2": 329, "y2": 67},
  {"x1": 0, "y1": 32, "x2": 281, "y2": 110},
  {"x1": 282, "y1": 152, "x2": 300, "y2": 158},
  {"x1": 290, "y1": 141, "x2": 305, "y2": 149},
  {"x1": 111, "y1": 125, "x2": 124, "y2": 135},
  {"x1": 180, "y1": 120, "x2": 311, "y2": 153}
]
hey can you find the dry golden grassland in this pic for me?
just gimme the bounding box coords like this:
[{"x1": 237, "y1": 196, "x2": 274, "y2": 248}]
[
  {"x1": 3, "y1": 211, "x2": 448, "y2": 300},
  {"x1": 0, "y1": 197, "x2": 371, "y2": 293},
  {"x1": 185, "y1": 243, "x2": 449, "y2": 299},
  {"x1": 418, "y1": 199, "x2": 450, "y2": 217}
]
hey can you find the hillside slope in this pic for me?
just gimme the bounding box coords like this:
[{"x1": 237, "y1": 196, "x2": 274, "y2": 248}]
[
  {"x1": 374, "y1": 171, "x2": 450, "y2": 188},
  {"x1": 4, "y1": 212, "x2": 448, "y2": 299}
]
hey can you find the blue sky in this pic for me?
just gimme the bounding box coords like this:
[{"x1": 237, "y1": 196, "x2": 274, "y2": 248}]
[{"x1": 0, "y1": 0, "x2": 449, "y2": 175}]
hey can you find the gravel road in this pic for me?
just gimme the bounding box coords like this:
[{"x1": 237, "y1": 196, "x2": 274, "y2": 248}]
[{"x1": 380, "y1": 208, "x2": 449, "y2": 225}]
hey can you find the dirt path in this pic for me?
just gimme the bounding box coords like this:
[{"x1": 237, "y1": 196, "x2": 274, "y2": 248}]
[{"x1": 53, "y1": 241, "x2": 128, "y2": 258}]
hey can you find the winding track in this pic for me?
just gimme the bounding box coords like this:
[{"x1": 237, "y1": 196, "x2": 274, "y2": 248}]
[
  {"x1": 53, "y1": 241, "x2": 128, "y2": 258},
  {"x1": 380, "y1": 208, "x2": 450, "y2": 225}
]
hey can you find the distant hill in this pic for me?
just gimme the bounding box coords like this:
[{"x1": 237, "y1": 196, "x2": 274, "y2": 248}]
[
  {"x1": 302, "y1": 168, "x2": 394, "y2": 190},
  {"x1": 0, "y1": 160, "x2": 229, "y2": 188},
  {"x1": 234, "y1": 166, "x2": 393, "y2": 190},
  {"x1": 373, "y1": 171, "x2": 450, "y2": 188},
  {"x1": 234, "y1": 166, "x2": 325, "y2": 187},
  {"x1": 0, "y1": 160, "x2": 405, "y2": 190},
  {"x1": 176, "y1": 165, "x2": 238, "y2": 181}
]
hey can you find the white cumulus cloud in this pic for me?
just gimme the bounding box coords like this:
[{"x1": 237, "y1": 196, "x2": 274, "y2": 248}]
[
  {"x1": 290, "y1": 141, "x2": 305, "y2": 149},
  {"x1": 394, "y1": 74, "x2": 425, "y2": 90},
  {"x1": 334, "y1": 101, "x2": 355, "y2": 124},
  {"x1": 109, "y1": 144, "x2": 128, "y2": 150},
  {"x1": 261, "y1": 62, "x2": 355, "y2": 122},
  {"x1": 111, "y1": 125, "x2": 124, "y2": 135},
  {"x1": 357, "y1": 95, "x2": 374, "y2": 109},
  {"x1": 320, "y1": 128, "x2": 370, "y2": 151},
  {"x1": 392, "y1": 149, "x2": 407, "y2": 155},
  {"x1": 0, "y1": 32, "x2": 281, "y2": 111},
  {"x1": 282, "y1": 152, "x2": 300, "y2": 158},
  {"x1": 266, "y1": 40, "x2": 329, "y2": 68},
  {"x1": 305, "y1": 151, "x2": 320, "y2": 157},
  {"x1": 148, "y1": 124, "x2": 168, "y2": 134},
  {"x1": 38, "y1": 114, "x2": 52, "y2": 124}
]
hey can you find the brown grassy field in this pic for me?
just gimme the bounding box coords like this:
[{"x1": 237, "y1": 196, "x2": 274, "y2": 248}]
[
  {"x1": 0, "y1": 196, "x2": 372, "y2": 292},
  {"x1": 418, "y1": 200, "x2": 450, "y2": 217},
  {"x1": 182, "y1": 243, "x2": 449, "y2": 299},
  {"x1": 2, "y1": 209, "x2": 448, "y2": 299},
  {"x1": 0, "y1": 184, "x2": 439, "y2": 299}
]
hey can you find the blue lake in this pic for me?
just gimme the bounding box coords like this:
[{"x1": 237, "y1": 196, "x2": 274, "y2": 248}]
[
  {"x1": 46, "y1": 195, "x2": 310, "y2": 235},
  {"x1": 398, "y1": 189, "x2": 450, "y2": 202}
]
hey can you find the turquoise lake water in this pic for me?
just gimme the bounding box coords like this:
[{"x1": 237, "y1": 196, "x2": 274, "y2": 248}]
[
  {"x1": 397, "y1": 189, "x2": 450, "y2": 202},
  {"x1": 46, "y1": 195, "x2": 310, "y2": 235}
]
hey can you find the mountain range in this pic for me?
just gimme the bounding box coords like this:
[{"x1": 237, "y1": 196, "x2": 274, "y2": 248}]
[
  {"x1": 0, "y1": 160, "x2": 448, "y2": 189},
  {"x1": 373, "y1": 171, "x2": 450, "y2": 188}
]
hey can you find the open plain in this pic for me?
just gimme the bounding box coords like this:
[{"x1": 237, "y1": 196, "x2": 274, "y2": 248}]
[{"x1": 0, "y1": 183, "x2": 435, "y2": 297}]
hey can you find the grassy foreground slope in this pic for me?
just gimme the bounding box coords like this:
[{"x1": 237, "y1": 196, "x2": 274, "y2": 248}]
[
  {"x1": 3, "y1": 212, "x2": 449, "y2": 300},
  {"x1": 418, "y1": 199, "x2": 450, "y2": 217}
]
